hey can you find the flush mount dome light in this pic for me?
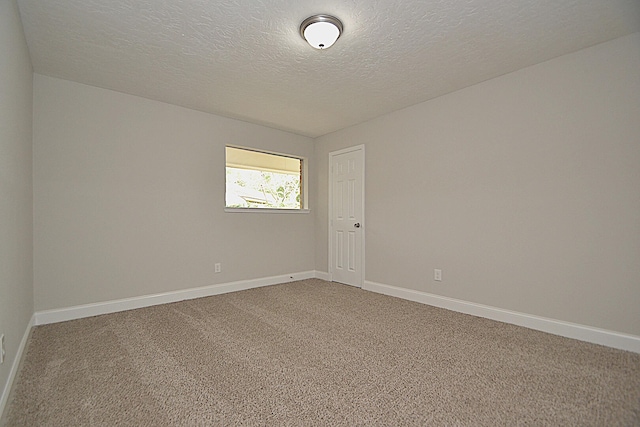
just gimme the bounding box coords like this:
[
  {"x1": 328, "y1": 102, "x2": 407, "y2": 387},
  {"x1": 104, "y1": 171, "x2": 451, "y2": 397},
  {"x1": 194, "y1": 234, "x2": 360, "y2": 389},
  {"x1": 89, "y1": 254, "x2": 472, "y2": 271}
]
[{"x1": 300, "y1": 14, "x2": 343, "y2": 49}]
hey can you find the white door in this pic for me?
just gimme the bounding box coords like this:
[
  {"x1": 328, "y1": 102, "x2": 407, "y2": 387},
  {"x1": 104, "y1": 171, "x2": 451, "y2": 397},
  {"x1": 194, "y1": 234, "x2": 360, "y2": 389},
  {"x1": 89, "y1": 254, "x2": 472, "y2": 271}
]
[{"x1": 329, "y1": 145, "x2": 364, "y2": 287}]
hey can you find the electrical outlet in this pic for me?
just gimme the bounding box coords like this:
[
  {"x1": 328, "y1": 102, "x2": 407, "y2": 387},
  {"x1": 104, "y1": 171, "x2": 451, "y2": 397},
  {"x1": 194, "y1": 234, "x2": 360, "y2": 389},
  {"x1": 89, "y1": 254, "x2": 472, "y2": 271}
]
[
  {"x1": 214, "y1": 263, "x2": 221, "y2": 273},
  {"x1": 434, "y1": 269, "x2": 442, "y2": 282},
  {"x1": 0, "y1": 334, "x2": 5, "y2": 364}
]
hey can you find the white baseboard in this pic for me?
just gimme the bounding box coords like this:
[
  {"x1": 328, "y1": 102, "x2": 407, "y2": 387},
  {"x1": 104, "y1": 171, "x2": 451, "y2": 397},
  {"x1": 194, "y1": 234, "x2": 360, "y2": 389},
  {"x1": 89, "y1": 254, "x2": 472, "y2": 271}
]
[
  {"x1": 4, "y1": 271, "x2": 329, "y2": 418},
  {"x1": 0, "y1": 314, "x2": 34, "y2": 420},
  {"x1": 364, "y1": 280, "x2": 640, "y2": 354},
  {"x1": 315, "y1": 271, "x2": 330, "y2": 281},
  {"x1": 4, "y1": 275, "x2": 637, "y2": 421},
  {"x1": 35, "y1": 271, "x2": 318, "y2": 326}
]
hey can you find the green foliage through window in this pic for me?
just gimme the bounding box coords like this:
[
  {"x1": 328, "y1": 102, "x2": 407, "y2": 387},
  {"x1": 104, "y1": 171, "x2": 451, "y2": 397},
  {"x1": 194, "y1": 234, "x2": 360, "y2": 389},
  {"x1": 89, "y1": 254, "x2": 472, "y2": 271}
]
[{"x1": 226, "y1": 147, "x2": 302, "y2": 209}]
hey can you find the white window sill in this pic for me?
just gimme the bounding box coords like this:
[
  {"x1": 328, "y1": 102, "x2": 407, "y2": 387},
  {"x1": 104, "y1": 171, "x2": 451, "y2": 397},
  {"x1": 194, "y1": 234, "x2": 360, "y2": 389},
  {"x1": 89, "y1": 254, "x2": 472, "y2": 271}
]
[{"x1": 224, "y1": 208, "x2": 310, "y2": 214}]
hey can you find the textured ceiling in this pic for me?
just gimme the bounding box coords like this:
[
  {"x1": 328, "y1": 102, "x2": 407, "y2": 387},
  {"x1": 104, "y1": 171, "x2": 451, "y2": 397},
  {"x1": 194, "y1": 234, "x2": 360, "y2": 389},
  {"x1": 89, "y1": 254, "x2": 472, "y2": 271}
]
[{"x1": 16, "y1": 0, "x2": 640, "y2": 137}]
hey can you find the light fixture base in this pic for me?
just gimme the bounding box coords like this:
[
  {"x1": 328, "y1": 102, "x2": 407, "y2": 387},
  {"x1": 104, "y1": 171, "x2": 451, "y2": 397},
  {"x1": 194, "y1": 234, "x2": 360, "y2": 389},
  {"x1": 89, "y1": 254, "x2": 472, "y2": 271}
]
[{"x1": 300, "y1": 14, "x2": 343, "y2": 49}]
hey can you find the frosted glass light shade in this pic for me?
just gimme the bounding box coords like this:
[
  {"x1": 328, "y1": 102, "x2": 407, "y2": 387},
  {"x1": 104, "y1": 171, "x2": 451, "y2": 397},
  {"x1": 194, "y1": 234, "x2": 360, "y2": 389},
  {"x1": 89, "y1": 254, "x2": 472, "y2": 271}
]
[{"x1": 300, "y1": 15, "x2": 343, "y2": 50}]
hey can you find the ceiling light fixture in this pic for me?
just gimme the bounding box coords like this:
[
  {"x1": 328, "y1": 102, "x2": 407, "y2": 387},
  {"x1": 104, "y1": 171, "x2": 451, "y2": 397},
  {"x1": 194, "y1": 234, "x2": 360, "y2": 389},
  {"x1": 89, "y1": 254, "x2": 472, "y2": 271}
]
[{"x1": 300, "y1": 15, "x2": 343, "y2": 50}]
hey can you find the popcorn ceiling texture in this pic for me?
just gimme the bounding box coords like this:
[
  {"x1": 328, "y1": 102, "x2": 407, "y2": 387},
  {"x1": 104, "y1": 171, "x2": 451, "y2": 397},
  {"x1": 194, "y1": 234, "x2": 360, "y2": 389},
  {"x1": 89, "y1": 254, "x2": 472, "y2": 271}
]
[{"x1": 16, "y1": 0, "x2": 640, "y2": 137}]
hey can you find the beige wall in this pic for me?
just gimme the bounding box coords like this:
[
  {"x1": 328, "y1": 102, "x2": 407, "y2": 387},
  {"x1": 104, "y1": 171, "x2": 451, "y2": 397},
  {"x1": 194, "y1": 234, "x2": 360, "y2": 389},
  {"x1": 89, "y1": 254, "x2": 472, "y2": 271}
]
[
  {"x1": 315, "y1": 33, "x2": 640, "y2": 336},
  {"x1": 0, "y1": 0, "x2": 33, "y2": 399},
  {"x1": 13, "y1": 20, "x2": 640, "y2": 355},
  {"x1": 33, "y1": 75, "x2": 315, "y2": 311}
]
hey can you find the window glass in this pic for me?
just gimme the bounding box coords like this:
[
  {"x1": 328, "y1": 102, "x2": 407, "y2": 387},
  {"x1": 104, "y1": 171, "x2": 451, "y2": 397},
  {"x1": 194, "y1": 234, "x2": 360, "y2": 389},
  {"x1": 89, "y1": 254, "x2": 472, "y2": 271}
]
[{"x1": 226, "y1": 146, "x2": 302, "y2": 210}]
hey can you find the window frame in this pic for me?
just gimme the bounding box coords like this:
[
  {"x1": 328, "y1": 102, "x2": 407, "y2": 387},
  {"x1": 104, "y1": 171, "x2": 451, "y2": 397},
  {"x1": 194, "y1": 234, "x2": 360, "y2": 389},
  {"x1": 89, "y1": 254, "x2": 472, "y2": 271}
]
[{"x1": 224, "y1": 145, "x2": 309, "y2": 214}]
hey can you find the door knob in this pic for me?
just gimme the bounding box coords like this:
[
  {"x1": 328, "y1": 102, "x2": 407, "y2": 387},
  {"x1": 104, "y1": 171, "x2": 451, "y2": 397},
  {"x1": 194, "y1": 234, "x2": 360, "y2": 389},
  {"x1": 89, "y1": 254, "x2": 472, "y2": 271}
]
[{"x1": 354, "y1": 223, "x2": 361, "y2": 228}]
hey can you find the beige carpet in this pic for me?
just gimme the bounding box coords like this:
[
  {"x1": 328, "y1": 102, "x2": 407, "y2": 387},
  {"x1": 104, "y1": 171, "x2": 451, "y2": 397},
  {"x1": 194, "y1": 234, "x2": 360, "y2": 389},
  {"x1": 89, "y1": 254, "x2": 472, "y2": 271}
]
[{"x1": 3, "y1": 279, "x2": 640, "y2": 426}]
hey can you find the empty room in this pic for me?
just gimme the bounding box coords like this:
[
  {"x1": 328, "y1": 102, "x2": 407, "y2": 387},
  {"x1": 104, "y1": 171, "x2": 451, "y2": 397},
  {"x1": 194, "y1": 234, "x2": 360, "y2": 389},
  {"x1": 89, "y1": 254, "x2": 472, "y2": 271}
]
[{"x1": 1, "y1": 0, "x2": 639, "y2": 425}]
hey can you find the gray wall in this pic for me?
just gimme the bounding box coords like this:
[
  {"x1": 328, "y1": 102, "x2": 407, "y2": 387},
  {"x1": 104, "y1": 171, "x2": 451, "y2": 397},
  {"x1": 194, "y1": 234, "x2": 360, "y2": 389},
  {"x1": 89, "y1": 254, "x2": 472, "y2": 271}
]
[
  {"x1": 6, "y1": 17, "x2": 640, "y2": 395},
  {"x1": 0, "y1": 0, "x2": 33, "y2": 401},
  {"x1": 315, "y1": 33, "x2": 640, "y2": 336},
  {"x1": 33, "y1": 75, "x2": 315, "y2": 311}
]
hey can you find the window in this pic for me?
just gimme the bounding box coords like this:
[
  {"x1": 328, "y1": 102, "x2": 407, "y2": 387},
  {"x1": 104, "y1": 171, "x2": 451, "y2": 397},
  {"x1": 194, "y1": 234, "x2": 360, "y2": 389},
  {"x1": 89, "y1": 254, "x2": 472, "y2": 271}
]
[{"x1": 225, "y1": 146, "x2": 305, "y2": 211}]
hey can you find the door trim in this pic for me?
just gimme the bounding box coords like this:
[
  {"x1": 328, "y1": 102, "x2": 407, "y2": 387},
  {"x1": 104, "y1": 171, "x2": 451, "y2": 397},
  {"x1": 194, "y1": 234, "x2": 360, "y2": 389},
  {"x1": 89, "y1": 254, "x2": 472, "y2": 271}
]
[{"x1": 328, "y1": 144, "x2": 365, "y2": 287}]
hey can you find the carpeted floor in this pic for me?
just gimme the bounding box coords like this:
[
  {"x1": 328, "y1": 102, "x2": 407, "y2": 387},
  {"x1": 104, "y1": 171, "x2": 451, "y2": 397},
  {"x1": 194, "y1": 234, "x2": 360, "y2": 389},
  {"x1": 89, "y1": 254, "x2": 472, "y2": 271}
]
[{"x1": 3, "y1": 279, "x2": 640, "y2": 426}]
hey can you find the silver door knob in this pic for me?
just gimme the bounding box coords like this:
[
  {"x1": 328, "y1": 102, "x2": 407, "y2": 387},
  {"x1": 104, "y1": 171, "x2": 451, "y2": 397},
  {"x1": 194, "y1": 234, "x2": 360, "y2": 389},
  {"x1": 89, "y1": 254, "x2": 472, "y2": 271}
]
[{"x1": 354, "y1": 223, "x2": 361, "y2": 228}]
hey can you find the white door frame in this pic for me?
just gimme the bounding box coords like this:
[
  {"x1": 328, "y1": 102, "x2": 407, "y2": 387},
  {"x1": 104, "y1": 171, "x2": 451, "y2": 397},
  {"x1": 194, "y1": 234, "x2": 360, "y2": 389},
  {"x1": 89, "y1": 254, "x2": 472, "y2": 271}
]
[{"x1": 328, "y1": 144, "x2": 365, "y2": 287}]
